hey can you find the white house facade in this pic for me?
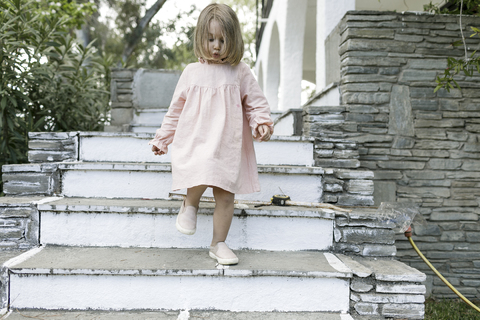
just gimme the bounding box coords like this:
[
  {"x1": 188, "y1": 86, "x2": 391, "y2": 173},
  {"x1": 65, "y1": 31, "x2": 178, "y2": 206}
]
[{"x1": 255, "y1": 0, "x2": 433, "y2": 111}]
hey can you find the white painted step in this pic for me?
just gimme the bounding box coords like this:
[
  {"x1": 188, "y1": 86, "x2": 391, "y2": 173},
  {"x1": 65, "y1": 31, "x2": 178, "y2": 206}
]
[
  {"x1": 79, "y1": 132, "x2": 315, "y2": 166},
  {"x1": 7, "y1": 247, "x2": 352, "y2": 312},
  {"x1": 38, "y1": 198, "x2": 334, "y2": 251},
  {"x1": 131, "y1": 124, "x2": 159, "y2": 133},
  {"x1": 58, "y1": 162, "x2": 324, "y2": 202},
  {"x1": 3, "y1": 310, "x2": 355, "y2": 320}
]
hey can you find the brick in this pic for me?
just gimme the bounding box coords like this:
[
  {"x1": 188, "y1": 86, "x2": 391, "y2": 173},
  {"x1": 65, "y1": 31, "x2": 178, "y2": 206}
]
[
  {"x1": 28, "y1": 132, "x2": 77, "y2": 140},
  {"x1": 411, "y1": 99, "x2": 438, "y2": 111},
  {"x1": 341, "y1": 83, "x2": 381, "y2": 92},
  {"x1": 354, "y1": 302, "x2": 379, "y2": 316},
  {"x1": 415, "y1": 119, "x2": 465, "y2": 128},
  {"x1": 461, "y1": 280, "x2": 480, "y2": 287},
  {"x1": 405, "y1": 170, "x2": 445, "y2": 180},
  {"x1": 394, "y1": 34, "x2": 424, "y2": 42},
  {"x1": 373, "y1": 171, "x2": 402, "y2": 180},
  {"x1": 342, "y1": 92, "x2": 390, "y2": 105},
  {"x1": 346, "y1": 180, "x2": 374, "y2": 195},
  {"x1": 466, "y1": 232, "x2": 480, "y2": 242},
  {"x1": 409, "y1": 179, "x2": 450, "y2": 187},
  {"x1": 378, "y1": 161, "x2": 425, "y2": 170},
  {"x1": 324, "y1": 184, "x2": 343, "y2": 193},
  {"x1": 0, "y1": 208, "x2": 35, "y2": 218},
  {"x1": 376, "y1": 283, "x2": 426, "y2": 294},
  {"x1": 415, "y1": 128, "x2": 446, "y2": 139},
  {"x1": 341, "y1": 66, "x2": 378, "y2": 74},
  {"x1": 446, "y1": 131, "x2": 469, "y2": 141},
  {"x1": 111, "y1": 70, "x2": 135, "y2": 79},
  {"x1": 2, "y1": 173, "x2": 59, "y2": 196},
  {"x1": 436, "y1": 88, "x2": 463, "y2": 98},
  {"x1": 428, "y1": 159, "x2": 462, "y2": 170},
  {"x1": 400, "y1": 70, "x2": 438, "y2": 82},
  {"x1": 439, "y1": 99, "x2": 460, "y2": 111},
  {"x1": 0, "y1": 228, "x2": 23, "y2": 239},
  {"x1": 315, "y1": 159, "x2": 360, "y2": 168},
  {"x1": 28, "y1": 140, "x2": 76, "y2": 151},
  {"x1": 430, "y1": 212, "x2": 478, "y2": 221},
  {"x1": 466, "y1": 124, "x2": 480, "y2": 132},
  {"x1": 414, "y1": 140, "x2": 462, "y2": 149},
  {"x1": 351, "y1": 279, "x2": 374, "y2": 293},
  {"x1": 362, "y1": 245, "x2": 397, "y2": 256},
  {"x1": 356, "y1": 293, "x2": 424, "y2": 303},
  {"x1": 462, "y1": 160, "x2": 480, "y2": 171},
  {"x1": 392, "y1": 136, "x2": 415, "y2": 149},
  {"x1": 408, "y1": 58, "x2": 448, "y2": 69},
  {"x1": 382, "y1": 303, "x2": 425, "y2": 319},
  {"x1": 345, "y1": 14, "x2": 398, "y2": 22},
  {"x1": 410, "y1": 87, "x2": 436, "y2": 98},
  {"x1": 345, "y1": 113, "x2": 375, "y2": 122},
  {"x1": 341, "y1": 56, "x2": 406, "y2": 67},
  {"x1": 440, "y1": 231, "x2": 466, "y2": 241},
  {"x1": 341, "y1": 227, "x2": 395, "y2": 244},
  {"x1": 415, "y1": 111, "x2": 442, "y2": 119},
  {"x1": 337, "y1": 195, "x2": 374, "y2": 206},
  {"x1": 464, "y1": 143, "x2": 480, "y2": 152},
  {"x1": 342, "y1": 74, "x2": 397, "y2": 83},
  {"x1": 28, "y1": 151, "x2": 76, "y2": 163}
]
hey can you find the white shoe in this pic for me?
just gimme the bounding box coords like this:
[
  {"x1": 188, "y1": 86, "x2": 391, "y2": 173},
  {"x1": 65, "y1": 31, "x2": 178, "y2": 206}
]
[
  {"x1": 209, "y1": 242, "x2": 239, "y2": 265},
  {"x1": 175, "y1": 200, "x2": 197, "y2": 235}
]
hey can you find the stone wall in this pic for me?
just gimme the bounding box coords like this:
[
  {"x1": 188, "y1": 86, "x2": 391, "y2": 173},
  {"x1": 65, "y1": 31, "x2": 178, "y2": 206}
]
[
  {"x1": 0, "y1": 198, "x2": 39, "y2": 249},
  {"x1": 304, "y1": 11, "x2": 480, "y2": 299},
  {"x1": 107, "y1": 68, "x2": 181, "y2": 132}
]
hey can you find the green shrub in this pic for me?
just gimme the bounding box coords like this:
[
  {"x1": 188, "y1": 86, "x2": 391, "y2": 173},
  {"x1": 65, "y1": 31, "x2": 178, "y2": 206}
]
[{"x1": 0, "y1": 0, "x2": 112, "y2": 194}]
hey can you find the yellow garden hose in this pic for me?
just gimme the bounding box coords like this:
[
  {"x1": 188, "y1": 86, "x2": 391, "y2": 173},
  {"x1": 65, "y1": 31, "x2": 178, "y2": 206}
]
[{"x1": 405, "y1": 227, "x2": 480, "y2": 313}]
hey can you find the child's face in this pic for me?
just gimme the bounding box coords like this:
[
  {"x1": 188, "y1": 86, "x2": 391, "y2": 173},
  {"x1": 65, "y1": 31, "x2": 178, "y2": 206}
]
[{"x1": 207, "y1": 19, "x2": 225, "y2": 61}]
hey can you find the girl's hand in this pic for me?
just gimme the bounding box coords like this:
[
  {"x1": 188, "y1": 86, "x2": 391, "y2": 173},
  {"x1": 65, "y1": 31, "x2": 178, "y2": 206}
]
[
  {"x1": 257, "y1": 124, "x2": 272, "y2": 142},
  {"x1": 151, "y1": 145, "x2": 165, "y2": 156}
]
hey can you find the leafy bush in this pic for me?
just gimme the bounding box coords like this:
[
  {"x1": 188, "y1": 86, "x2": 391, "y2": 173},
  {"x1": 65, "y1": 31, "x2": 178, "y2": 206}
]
[
  {"x1": 0, "y1": 0, "x2": 112, "y2": 194},
  {"x1": 424, "y1": 0, "x2": 480, "y2": 91}
]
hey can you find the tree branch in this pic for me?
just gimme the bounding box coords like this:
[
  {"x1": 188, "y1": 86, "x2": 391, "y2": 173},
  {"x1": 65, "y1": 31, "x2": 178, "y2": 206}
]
[{"x1": 120, "y1": 0, "x2": 167, "y2": 65}]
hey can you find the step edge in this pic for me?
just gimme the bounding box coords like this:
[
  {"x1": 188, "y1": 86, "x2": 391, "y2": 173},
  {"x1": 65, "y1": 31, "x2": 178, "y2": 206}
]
[{"x1": 9, "y1": 268, "x2": 352, "y2": 279}]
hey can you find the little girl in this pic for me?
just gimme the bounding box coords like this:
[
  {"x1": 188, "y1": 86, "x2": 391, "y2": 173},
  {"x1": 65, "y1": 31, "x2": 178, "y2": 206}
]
[{"x1": 149, "y1": 3, "x2": 273, "y2": 265}]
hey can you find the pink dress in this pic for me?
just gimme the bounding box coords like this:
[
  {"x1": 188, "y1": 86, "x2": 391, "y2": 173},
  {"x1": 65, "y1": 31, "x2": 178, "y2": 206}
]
[{"x1": 149, "y1": 61, "x2": 273, "y2": 194}]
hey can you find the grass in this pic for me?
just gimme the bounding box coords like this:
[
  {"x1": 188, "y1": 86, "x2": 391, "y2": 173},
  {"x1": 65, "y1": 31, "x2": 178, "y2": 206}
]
[{"x1": 425, "y1": 298, "x2": 480, "y2": 320}]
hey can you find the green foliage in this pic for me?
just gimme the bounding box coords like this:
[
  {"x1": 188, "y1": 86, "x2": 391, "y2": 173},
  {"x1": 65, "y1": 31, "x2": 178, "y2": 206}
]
[
  {"x1": 424, "y1": 1, "x2": 480, "y2": 91},
  {"x1": 33, "y1": 0, "x2": 98, "y2": 30},
  {"x1": 92, "y1": 1, "x2": 198, "y2": 69},
  {"x1": 424, "y1": 0, "x2": 480, "y2": 16},
  {"x1": 0, "y1": 0, "x2": 112, "y2": 193},
  {"x1": 425, "y1": 298, "x2": 480, "y2": 320},
  {"x1": 92, "y1": 0, "x2": 257, "y2": 69},
  {"x1": 434, "y1": 26, "x2": 480, "y2": 92}
]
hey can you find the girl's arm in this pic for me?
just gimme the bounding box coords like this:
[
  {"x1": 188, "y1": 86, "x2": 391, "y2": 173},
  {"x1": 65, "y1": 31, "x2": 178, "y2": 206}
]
[
  {"x1": 240, "y1": 63, "x2": 274, "y2": 141},
  {"x1": 148, "y1": 68, "x2": 189, "y2": 154}
]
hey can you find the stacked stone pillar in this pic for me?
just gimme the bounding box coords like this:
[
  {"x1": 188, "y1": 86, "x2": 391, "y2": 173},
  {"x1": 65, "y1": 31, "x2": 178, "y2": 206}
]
[{"x1": 304, "y1": 11, "x2": 480, "y2": 299}]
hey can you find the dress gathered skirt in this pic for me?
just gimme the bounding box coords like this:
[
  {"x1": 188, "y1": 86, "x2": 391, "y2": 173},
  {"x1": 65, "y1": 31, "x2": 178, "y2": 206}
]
[{"x1": 149, "y1": 61, "x2": 273, "y2": 194}]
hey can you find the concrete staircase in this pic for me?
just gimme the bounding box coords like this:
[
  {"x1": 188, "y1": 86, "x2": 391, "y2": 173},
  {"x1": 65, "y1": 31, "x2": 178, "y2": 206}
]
[
  {"x1": 0, "y1": 131, "x2": 427, "y2": 319},
  {"x1": 0, "y1": 70, "x2": 426, "y2": 319}
]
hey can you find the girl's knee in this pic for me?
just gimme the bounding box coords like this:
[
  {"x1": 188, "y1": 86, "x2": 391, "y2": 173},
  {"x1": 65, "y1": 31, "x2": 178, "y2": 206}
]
[{"x1": 212, "y1": 187, "x2": 234, "y2": 205}]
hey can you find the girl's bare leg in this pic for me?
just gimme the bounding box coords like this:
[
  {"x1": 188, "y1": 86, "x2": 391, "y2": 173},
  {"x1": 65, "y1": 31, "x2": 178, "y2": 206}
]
[
  {"x1": 211, "y1": 187, "x2": 235, "y2": 246},
  {"x1": 185, "y1": 185, "x2": 208, "y2": 207}
]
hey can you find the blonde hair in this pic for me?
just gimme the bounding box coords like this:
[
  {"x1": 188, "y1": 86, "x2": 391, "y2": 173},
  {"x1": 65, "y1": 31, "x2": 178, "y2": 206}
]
[{"x1": 194, "y1": 3, "x2": 244, "y2": 66}]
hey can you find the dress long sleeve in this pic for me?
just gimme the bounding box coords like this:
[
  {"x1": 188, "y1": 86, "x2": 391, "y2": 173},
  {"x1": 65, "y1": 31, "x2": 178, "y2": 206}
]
[
  {"x1": 240, "y1": 64, "x2": 274, "y2": 140},
  {"x1": 148, "y1": 68, "x2": 188, "y2": 154}
]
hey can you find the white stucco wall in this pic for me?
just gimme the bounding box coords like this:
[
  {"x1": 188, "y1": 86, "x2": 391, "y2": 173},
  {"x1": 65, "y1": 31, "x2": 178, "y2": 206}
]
[
  {"x1": 256, "y1": 0, "x2": 308, "y2": 111},
  {"x1": 257, "y1": 0, "x2": 434, "y2": 109}
]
